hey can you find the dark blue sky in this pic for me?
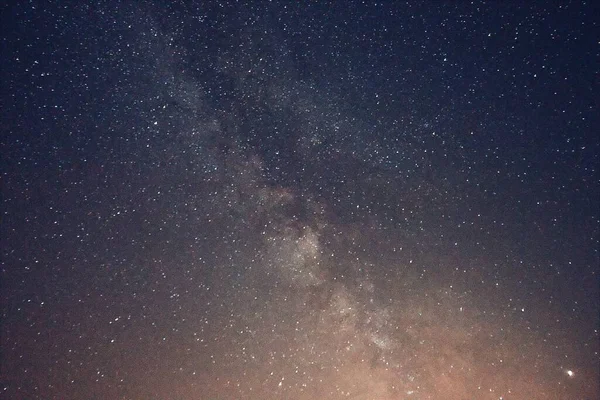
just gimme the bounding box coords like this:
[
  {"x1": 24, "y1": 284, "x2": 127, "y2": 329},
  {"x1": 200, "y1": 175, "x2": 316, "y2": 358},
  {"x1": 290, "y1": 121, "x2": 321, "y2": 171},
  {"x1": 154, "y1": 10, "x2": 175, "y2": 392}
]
[{"x1": 2, "y1": 1, "x2": 598, "y2": 399}]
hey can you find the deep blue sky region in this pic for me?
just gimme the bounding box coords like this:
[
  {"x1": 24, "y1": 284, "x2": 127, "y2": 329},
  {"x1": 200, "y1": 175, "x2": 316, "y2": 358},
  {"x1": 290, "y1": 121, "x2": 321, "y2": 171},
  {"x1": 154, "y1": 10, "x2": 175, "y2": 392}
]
[{"x1": 2, "y1": 1, "x2": 599, "y2": 399}]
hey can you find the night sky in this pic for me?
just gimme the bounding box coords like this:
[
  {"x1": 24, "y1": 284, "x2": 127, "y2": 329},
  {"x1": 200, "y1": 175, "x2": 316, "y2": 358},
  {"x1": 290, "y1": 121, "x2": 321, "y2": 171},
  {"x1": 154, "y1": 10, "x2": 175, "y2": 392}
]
[{"x1": 2, "y1": 1, "x2": 599, "y2": 399}]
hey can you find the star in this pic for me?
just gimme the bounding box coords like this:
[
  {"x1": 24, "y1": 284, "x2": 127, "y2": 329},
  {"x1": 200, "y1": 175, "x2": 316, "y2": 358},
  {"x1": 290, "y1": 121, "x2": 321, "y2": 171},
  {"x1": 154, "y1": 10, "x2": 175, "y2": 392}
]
[{"x1": 566, "y1": 369, "x2": 574, "y2": 378}]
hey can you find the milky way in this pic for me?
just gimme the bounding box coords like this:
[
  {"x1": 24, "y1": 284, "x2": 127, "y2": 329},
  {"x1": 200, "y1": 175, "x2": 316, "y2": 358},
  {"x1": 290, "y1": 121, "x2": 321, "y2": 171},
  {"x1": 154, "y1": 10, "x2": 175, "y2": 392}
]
[{"x1": 2, "y1": 2, "x2": 598, "y2": 399}]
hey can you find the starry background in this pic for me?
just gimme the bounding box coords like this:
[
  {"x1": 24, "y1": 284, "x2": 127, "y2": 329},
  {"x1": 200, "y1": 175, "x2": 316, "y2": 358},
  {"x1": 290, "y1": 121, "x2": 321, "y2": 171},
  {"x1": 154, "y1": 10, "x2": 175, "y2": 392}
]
[{"x1": 1, "y1": 1, "x2": 599, "y2": 399}]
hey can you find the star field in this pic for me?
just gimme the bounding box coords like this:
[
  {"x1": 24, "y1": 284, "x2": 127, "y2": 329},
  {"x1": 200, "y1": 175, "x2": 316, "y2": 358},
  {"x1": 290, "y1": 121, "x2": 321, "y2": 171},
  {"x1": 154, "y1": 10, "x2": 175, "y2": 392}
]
[{"x1": 2, "y1": 1, "x2": 598, "y2": 399}]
